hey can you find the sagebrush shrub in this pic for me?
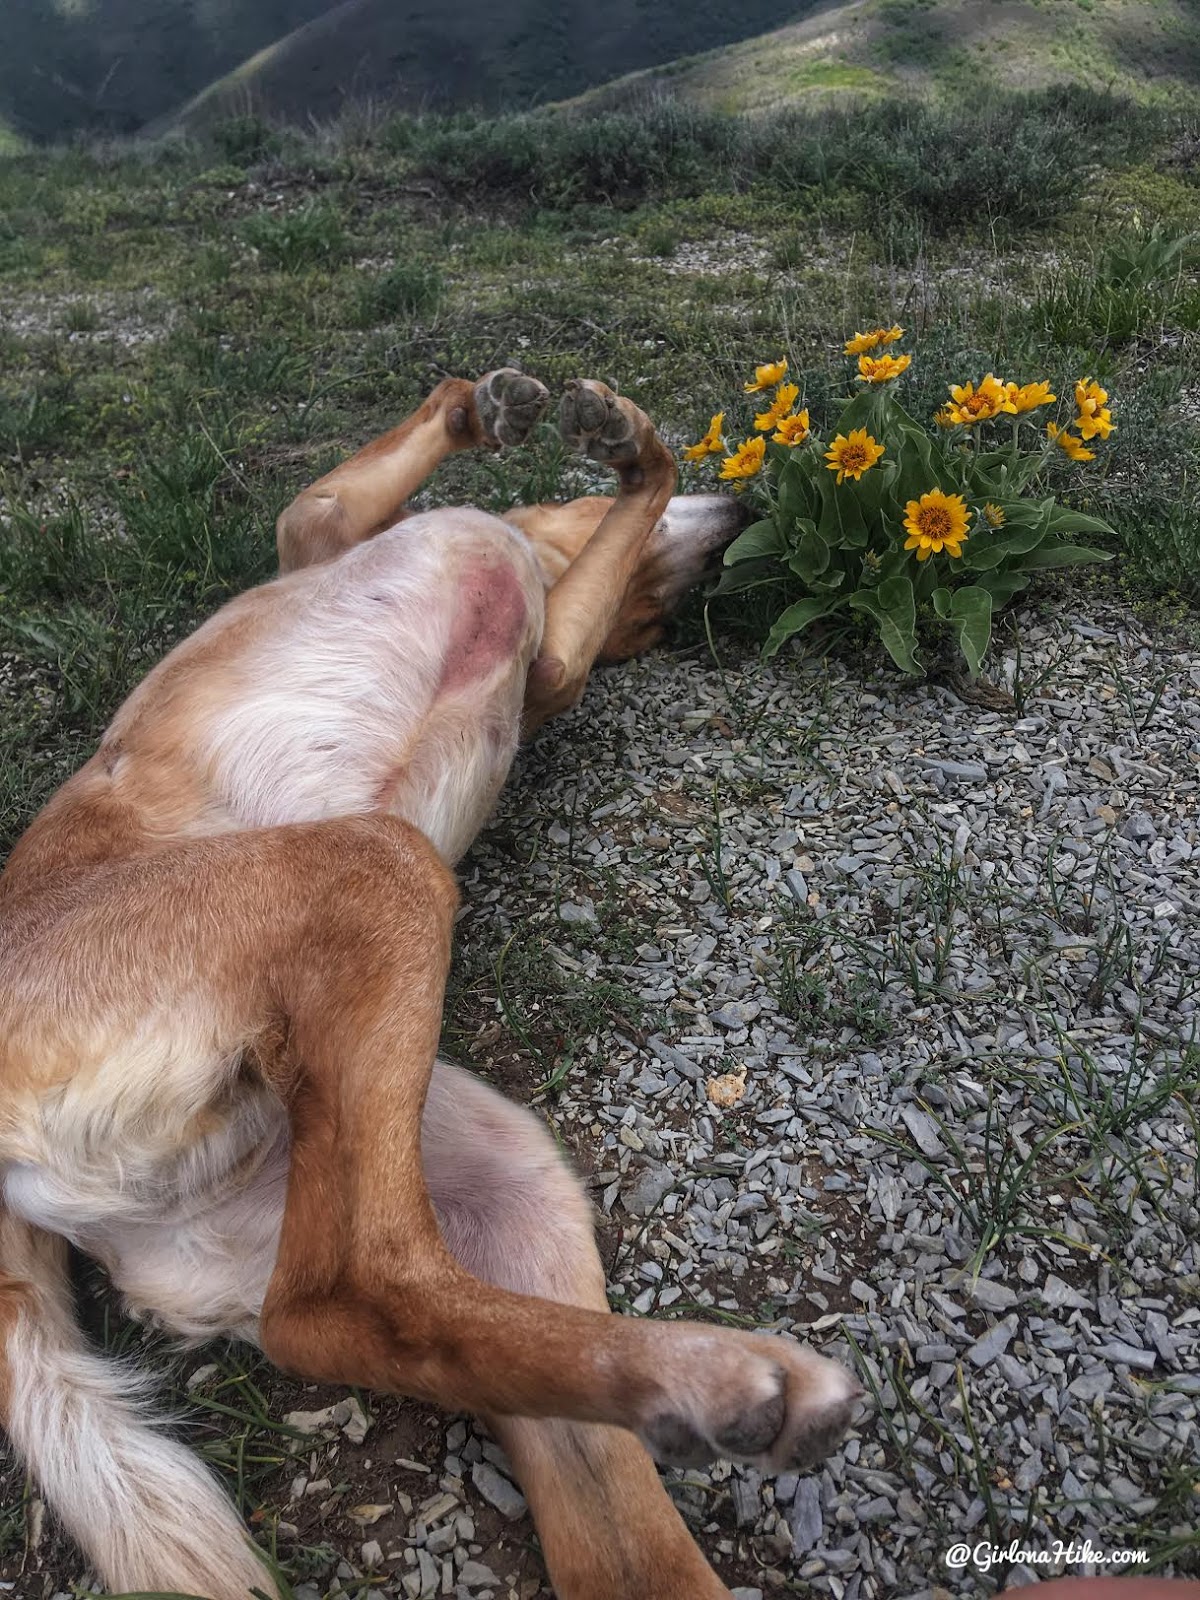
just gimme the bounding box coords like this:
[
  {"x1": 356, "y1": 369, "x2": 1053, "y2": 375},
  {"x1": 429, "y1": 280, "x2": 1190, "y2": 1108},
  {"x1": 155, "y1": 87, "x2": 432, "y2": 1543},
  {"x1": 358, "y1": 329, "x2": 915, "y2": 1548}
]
[{"x1": 242, "y1": 202, "x2": 345, "y2": 272}]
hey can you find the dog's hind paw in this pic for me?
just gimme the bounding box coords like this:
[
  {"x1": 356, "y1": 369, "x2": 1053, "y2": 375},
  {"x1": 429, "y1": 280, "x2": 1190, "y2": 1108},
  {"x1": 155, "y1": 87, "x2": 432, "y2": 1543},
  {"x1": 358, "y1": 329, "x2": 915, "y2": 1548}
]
[
  {"x1": 558, "y1": 378, "x2": 651, "y2": 465},
  {"x1": 637, "y1": 1330, "x2": 864, "y2": 1474},
  {"x1": 474, "y1": 368, "x2": 550, "y2": 448}
]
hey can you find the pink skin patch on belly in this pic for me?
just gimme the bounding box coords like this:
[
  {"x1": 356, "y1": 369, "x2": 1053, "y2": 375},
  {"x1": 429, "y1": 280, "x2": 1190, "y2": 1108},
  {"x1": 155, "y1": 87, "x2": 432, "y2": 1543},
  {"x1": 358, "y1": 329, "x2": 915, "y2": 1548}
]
[{"x1": 438, "y1": 556, "x2": 532, "y2": 695}]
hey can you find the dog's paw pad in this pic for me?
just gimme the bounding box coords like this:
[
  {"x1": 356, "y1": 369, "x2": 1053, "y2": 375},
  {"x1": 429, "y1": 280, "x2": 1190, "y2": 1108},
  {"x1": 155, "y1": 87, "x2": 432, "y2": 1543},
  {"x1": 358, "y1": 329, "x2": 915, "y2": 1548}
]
[
  {"x1": 558, "y1": 379, "x2": 644, "y2": 464},
  {"x1": 474, "y1": 368, "x2": 549, "y2": 448},
  {"x1": 637, "y1": 1332, "x2": 861, "y2": 1473},
  {"x1": 715, "y1": 1389, "x2": 786, "y2": 1459},
  {"x1": 786, "y1": 1388, "x2": 862, "y2": 1471},
  {"x1": 641, "y1": 1413, "x2": 712, "y2": 1468}
]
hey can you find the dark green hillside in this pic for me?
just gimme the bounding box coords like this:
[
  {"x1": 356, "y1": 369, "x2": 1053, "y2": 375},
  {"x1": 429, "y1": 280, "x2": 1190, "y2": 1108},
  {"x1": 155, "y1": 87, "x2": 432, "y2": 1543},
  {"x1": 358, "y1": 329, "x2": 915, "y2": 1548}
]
[
  {"x1": 0, "y1": 0, "x2": 330, "y2": 142},
  {"x1": 164, "y1": 0, "x2": 818, "y2": 135}
]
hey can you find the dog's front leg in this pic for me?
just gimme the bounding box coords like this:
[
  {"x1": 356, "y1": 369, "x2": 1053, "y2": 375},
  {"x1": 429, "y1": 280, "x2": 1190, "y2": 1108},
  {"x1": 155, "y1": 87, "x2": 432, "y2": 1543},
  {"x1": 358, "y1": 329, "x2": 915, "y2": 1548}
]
[
  {"x1": 523, "y1": 379, "x2": 678, "y2": 731},
  {"x1": 275, "y1": 367, "x2": 549, "y2": 572}
]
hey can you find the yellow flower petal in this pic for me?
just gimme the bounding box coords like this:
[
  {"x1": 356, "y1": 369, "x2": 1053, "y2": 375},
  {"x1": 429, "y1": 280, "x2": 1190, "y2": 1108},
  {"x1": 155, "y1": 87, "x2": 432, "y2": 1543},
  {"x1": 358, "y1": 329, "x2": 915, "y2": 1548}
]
[
  {"x1": 743, "y1": 359, "x2": 788, "y2": 393},
  {"x1": 1047, "y1": 423, "x2": 1095, "y2": 462},
  {"x1": 719, "y1": 436, "x2": 767, "y2": 480},
  {"x1": 945, "y1": 374, "x2": 1014, "y2": 423},
  {"x1": 772, "y1": 409, "x2": 811, "y2": 446}
]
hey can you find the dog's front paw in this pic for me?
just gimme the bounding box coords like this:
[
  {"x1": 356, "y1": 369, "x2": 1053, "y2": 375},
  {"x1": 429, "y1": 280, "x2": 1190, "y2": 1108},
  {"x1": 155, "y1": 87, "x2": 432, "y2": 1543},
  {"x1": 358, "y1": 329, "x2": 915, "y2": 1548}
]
[
  {"x1": 557, "y1": 378, "x2": 652, "y2": 465},
  {"x1": 473, "y1": 368, "x2": 550, "y2": 448}
]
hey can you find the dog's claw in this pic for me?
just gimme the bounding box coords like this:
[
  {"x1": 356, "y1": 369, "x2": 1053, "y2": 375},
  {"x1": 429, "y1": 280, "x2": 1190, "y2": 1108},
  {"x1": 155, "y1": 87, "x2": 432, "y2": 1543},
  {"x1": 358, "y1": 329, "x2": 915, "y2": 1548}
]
[{"x1": 474, "y1": 368, "x2": 550, "y2": 448}]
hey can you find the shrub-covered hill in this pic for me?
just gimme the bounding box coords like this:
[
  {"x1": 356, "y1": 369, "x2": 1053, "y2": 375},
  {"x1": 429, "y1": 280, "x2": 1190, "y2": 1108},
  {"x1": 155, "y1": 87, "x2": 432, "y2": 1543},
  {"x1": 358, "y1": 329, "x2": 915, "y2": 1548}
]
[{"x1": 573, "y1": 0, "x2": 1200, "y2": 112}]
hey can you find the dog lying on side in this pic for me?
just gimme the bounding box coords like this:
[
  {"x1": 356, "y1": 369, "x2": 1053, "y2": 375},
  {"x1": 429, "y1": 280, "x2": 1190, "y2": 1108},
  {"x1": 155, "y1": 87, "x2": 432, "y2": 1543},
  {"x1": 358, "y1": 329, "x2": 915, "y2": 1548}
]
[{"x1": 0, "y1": 371, "x2": 860, "y2": 1600}]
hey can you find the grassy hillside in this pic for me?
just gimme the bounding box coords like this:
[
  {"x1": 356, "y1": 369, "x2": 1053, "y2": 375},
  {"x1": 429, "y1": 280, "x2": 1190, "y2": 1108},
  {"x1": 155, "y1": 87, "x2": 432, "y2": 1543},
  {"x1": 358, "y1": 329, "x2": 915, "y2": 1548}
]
[
  {"x1": 164, "y1": 0, "x2": 817, "y2": 134},
  {"x1": 7, "y1": 0, "x2": 1195, "y2": 142},
  {"x1": 577, "y1": 0, "x2": 1200, "y2": 111}
]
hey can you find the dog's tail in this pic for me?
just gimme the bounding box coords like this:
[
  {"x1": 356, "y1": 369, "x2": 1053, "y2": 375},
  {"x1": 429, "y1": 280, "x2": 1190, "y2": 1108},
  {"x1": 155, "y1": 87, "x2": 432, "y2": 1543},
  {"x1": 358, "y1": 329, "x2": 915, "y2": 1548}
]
[{"x1": 0, "y1": 1205, "x2": 278, "y2": 1599}]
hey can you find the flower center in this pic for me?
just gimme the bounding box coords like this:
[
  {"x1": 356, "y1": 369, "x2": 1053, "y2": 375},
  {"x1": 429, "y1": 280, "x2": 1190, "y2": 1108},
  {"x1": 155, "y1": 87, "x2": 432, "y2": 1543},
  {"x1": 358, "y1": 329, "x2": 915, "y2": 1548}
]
[
  {"x1": 842, "y1": 443, "x2": 866, "y2": 471},
  {"x1": 920, "y1": 507, "x2": 952, "y2": 540}
]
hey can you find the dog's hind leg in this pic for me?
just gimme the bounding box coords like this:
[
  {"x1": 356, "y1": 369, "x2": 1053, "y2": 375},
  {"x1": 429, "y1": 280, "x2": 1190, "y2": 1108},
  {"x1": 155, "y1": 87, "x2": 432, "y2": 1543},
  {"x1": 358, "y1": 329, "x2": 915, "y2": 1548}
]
[
  {"x1": 275, "y1": 368, "x2": 549, "y2": 572},
  {"x1": 260, "y1": 819, "x2": 859, "y2": 1472},
  {"x1": 422, "y1": 1062, "x2": 734, "y2": 1600}
]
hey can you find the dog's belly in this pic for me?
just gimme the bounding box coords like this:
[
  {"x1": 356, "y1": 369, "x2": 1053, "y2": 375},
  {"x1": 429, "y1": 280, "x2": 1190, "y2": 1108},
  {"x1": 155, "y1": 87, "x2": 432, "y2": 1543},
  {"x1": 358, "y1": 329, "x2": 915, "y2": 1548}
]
[{"x1": 180, "y1": 507, "x2": 545, "y2": 865}]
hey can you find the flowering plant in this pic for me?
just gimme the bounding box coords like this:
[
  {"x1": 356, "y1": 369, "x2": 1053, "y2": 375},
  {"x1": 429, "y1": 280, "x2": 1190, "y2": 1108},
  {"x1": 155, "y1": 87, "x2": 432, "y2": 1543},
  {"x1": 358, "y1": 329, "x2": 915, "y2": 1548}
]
[{"x1": 686, "y1": 333, "x2": 1114, "y2": 676}]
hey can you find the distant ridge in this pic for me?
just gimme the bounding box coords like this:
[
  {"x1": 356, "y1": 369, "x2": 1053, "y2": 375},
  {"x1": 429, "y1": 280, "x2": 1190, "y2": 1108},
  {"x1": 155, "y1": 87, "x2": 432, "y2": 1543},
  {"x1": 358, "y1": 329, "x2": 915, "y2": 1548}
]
[
  {"x1": 160, "y1": 0, "x2": 818, "y2": 136},
  {"x1": 567, "y1": 0, "x2": 1200, "y2": 113}
]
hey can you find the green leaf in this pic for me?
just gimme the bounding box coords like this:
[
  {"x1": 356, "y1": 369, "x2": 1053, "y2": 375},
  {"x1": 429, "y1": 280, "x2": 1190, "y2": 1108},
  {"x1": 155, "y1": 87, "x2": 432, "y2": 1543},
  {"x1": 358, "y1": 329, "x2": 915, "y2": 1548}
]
[
  {"x1": 852, "y1": 457, "x2": 897, "y2": 521},
  {"x1": 810, "y1": 564, "x2": 847, "y2": 592},
  {"x1": 990, "y1": 497, "x2": 1047, "y2": 527},
  {"x1": 711, "y1": 558, "x2": 783, "y2": 595},
  {"x1": 975, "y1": 569, "x2": 1031, "y2": 607},
  {"x1": 1016, "y1": 542, "x2": 1114, "y2": 570},
  {"x1": 931, "y1": 585, "x2": 952, "y2": 619},
  {"x1": 789, "y1": 524, "x2": 831, "y2": 585},
  {"x1": 817, "y1": 477, "x2": 867, "y2": 550},
  {"x1": 1044, "y1": 508, "x2": 1115, "y2": 539},
  {"x1": 722, "y1": 519, "x2": 783, "y2": 566},
  {"x1": 962, "y1": 501, "x2": 1053, "y2": 569},
  {"x1": 946, "y1": 585, "x2": 993, "y2": 677},
  {"x1": 762, "y1": 597, "x2": 841, "y2": 659},
  {"x1": 849, "y1": 575, "x2": 920, "y2": 676},
  {"x1": 776, "y1": 457, "x2": 812, "y2": 522},
  {"x1": 829, "y1": 387, "x2": 882, "y2": 439}
]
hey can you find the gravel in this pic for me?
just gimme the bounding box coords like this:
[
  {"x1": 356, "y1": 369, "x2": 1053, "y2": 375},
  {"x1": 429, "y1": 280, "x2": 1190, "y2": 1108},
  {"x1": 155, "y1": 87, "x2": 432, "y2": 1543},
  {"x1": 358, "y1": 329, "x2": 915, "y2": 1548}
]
[
  {"x1": 442, "y1": 602, "x2": 1199, "y2": 1595},
  {"x1": 469, "y1": 1462, "x2": 527, "y2": 1523}
]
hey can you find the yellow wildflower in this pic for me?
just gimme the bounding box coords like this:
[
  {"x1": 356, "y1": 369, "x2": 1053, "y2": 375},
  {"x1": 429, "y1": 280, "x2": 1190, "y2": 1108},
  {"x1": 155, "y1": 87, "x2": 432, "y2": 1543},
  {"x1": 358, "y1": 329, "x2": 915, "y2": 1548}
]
[
  {"x1": 934, "y1": 403, "x2": 958, "y2": 427},
  {"x1": 753, "y1": 382, "x2": 801, "y2": 431},
  {"x1": 903, "y1": 488, "x2": 970, "y2": 561},
  {"x1": 944, "y1": 374, "x2": 1017, "y2": 425},
  {"x1": 683, "y1": 411, "x2": 726, "y2": 463},
  {"x1": 858, "y1": 351, "x2": 912, "y2": 384},
  {"x1": 983, "y1": 502, "x2": 1006, "y2": 528},
  {"x1": 1005, "y1": 380, "x2": 1057, "y2": 414},
  {"x1": 825, "y1": 427, "x2": 885, "y2": 485},
  {"x1": 1074, "y1": 376, "x2": 1115, "y2": 440},
  {"x1": 744, "y1": 359, "x2": 788, "y2": 393},
  {"x1": 845, "y1": 329, "x2": 884, "y2": 355},
  {"x1": 1075, "y1": 376, "x2": 1109, "y2": 413},
  {"x1": 1077, "y1": 407, "x2": 1115, "y2": 441},
  {"x1": 1047, "y1": 422, "x2": 1095, "y2": 462},
  {"x1": 772, "y1": 409, "x2": 811, "y2": 446},
  {"x1": 720, "y1": 436, "x2": 767, "y2": 481},
  {"x1": 844, "y1": 324, "x2": 904, "y2": 355}
]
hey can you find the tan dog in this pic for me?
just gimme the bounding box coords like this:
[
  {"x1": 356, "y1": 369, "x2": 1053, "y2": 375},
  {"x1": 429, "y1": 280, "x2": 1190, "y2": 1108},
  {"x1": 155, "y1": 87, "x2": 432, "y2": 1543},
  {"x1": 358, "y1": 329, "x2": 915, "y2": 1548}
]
[{"x1": 0, "y1": 371, "x2": 860, "y2": 1600}]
